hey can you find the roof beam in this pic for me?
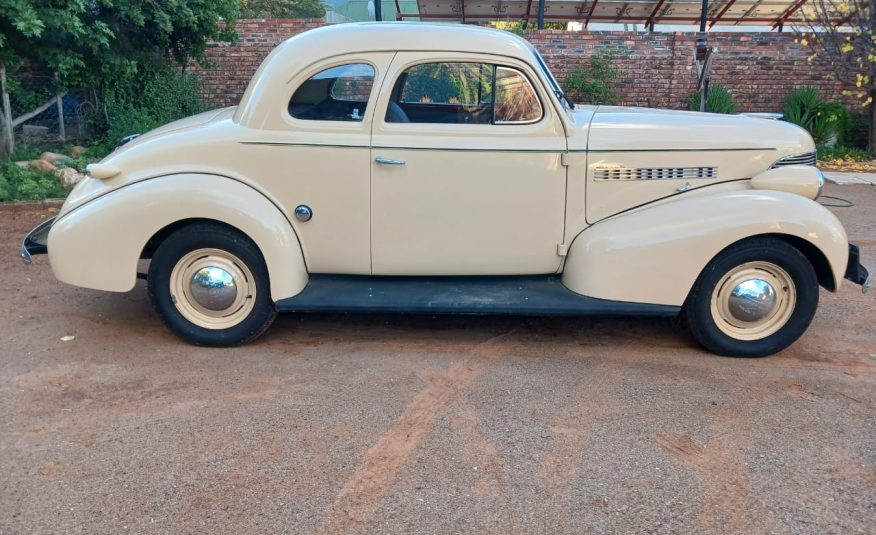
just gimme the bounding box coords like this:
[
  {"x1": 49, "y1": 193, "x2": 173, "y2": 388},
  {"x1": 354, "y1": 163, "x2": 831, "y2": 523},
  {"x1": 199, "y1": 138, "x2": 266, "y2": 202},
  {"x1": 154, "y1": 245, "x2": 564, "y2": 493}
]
[
  {"x1": 772, "y1": 0, "x2": 809, "y2": 29},
  {"x1": 735, "y1": 0, "x2": 766, "y2": 25},
  {"x1": 708, "y1": 0, "x2": 739, "y2": 29},
  {"x1": 614, "y1": 2, "x2": 630, "y2": 23},
  {"x1": 643, "y1": 0, "x2": 668, "y2": 27},
  {"x1": 584, "y1": 0, "x2": 599, "y2": 27}
]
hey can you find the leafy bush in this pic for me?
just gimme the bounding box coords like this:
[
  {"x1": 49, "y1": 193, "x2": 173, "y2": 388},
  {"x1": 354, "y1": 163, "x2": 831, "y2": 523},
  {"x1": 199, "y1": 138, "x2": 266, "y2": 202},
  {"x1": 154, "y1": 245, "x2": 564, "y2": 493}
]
[
  {"x1": 563, "y1": 51, "x2": 626, "y2": 105},
  {"x1": 0, "y1": 163, "x2": 69, "y2": 202},
  {"x1": 91, "y1": 63, "x2": 210, "y2": 154},
  {"x1": 782, "y1": 87, "x2": 848, "y2": 145},
  {"x1": 240, "y1": 0, "x2": 326, "y2": 18},
  {"x1": 688, "y1": 84, "x2": 737, "y2": 114},
  {"x1": 816, "y1": 144, "x2": 871, "y2": 162}
]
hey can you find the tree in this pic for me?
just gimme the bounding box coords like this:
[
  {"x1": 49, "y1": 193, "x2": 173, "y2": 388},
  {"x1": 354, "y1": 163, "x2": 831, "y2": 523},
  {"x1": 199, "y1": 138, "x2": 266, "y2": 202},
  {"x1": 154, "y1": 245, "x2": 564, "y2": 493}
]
[
  {"x1": 0, "y1": 0, "x2": 239, "y2": 155},
  {"x1": 240, "y1": 0, "x2": 326, "y2": 19},
  {"x1": 797, "y1": 0, "x2": 876, "y2": 155}
]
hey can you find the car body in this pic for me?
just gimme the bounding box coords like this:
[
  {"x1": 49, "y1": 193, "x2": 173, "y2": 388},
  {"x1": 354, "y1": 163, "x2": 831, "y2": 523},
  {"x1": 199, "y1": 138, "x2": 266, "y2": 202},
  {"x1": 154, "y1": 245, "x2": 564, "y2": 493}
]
[{"x1": 22, "y1": 22, "x2": 869, "y2": 356}]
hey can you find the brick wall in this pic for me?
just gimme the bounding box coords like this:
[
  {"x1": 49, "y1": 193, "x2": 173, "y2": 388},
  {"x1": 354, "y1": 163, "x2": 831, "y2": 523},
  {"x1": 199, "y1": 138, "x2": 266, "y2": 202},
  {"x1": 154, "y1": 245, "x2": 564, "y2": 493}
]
[
  {"x1": 525, "y1": 30, "x2": 856, "y2": 111},
  {"x1": 192, "y1": 19, "x2": 324, "y2": 107},
  {"x1": 195, "y1": 19, "x2": 855, "y2": 112}
]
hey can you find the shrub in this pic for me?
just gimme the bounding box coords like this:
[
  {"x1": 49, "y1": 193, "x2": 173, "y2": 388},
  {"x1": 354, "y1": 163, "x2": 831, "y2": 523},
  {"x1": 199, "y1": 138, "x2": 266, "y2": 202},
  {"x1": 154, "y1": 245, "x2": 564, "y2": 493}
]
[
  {"x1": 687, "y1": 84, "x2": 737, "y2": 114},
  {"x1": 782, "y1": 87, "x2": 848, "y2": 145},
  {"x1": 0, "y1": 162, "x2": 69, "y2": 202},
  {"x1": 563, "y1": 51, "x2": 626, "y2": 105},
  {"x1": 91, "y1": 63, "x2": 210, "y2": 153}
]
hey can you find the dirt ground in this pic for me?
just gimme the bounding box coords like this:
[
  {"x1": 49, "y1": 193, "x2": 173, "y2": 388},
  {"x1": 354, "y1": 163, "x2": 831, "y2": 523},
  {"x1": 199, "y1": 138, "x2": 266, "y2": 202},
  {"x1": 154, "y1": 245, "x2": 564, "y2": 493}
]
[{"x1": 1, "y1": 184, "x2": 874, "y2": 534}]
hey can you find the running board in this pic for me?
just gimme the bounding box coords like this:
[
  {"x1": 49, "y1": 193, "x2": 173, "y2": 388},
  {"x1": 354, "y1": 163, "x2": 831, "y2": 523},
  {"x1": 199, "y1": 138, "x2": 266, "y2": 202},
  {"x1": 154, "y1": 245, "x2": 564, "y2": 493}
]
[{"x1": 275, "y1": 275, "x2": 680, "y2": 316}]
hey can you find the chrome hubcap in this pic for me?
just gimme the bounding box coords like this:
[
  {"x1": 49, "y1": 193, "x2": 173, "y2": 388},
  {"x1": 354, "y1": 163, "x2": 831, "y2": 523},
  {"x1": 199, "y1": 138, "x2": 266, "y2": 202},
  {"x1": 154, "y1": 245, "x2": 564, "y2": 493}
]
[
  {"x1": 710, "y1": 261, "x2": 796, "y2": 341},
  {"x1": 169, "y1": 249, "x2": 256, "y2": 330},
  {"x1": 189, "y1": 266, "x2": 238, "y2": 311},
  {"x1": 727, "y1": 278, "x2": 777, "y2": 322}
]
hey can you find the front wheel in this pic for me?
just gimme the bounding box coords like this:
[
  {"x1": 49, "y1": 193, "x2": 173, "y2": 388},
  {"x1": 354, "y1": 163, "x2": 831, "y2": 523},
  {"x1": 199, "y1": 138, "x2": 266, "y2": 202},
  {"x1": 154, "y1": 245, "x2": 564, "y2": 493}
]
[
  {"x1": 147, "y1": 223, "x2": 277, "y2": 346},
  {"x1": 684, "y1": 238, "x2": 819, "y2": 357}
]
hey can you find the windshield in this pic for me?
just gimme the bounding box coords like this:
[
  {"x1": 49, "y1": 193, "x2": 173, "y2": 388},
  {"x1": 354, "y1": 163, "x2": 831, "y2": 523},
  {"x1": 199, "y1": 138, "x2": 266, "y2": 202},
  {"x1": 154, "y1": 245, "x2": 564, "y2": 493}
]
[{"x1": 533, "y1": 50, "x2": 573, "y2": 112}]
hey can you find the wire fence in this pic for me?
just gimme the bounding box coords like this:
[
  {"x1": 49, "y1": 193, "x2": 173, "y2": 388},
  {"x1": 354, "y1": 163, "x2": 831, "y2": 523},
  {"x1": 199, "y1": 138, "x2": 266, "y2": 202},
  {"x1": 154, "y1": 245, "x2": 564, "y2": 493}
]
[{"x1": 2, "y1": 72, "x2": 97, "y2": 156}]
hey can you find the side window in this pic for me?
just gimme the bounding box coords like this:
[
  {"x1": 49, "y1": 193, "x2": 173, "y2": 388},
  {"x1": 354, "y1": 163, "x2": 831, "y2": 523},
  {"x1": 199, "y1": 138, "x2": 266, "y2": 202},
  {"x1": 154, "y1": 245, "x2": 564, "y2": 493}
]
[
  {"x1": 494, "y1": 66, "x2": 542, "y2": 124},
  {"x1": 289, "y1": 63, "x2": 374, "y2": 122},
  {"x1": 386, "y1": 62, "x2": 542, "y2": 125}
]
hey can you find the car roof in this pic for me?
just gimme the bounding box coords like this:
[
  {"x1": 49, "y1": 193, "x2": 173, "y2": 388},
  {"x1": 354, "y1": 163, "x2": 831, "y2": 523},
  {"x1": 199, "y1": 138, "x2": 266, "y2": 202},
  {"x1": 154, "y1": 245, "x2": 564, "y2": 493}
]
[
  {"x1": 277, "y1": 22, "x2": 536, "y2": 59},
  {"x1": 234, "y1": 22, "x2": 541, "y2": 128}
]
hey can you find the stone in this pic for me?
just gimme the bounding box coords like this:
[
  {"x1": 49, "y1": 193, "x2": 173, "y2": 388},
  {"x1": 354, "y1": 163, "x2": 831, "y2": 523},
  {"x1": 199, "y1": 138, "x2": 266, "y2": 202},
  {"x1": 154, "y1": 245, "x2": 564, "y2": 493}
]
[
  {"x1": 55, "y1": 167, "x2": 84, "y2": 187},
  {"x1": 39, "y1": 151, "x2": 73, "y2": 165},
  {"x1": 15, "y1": 161, "x2": 31, "y2": 169},
  {"x1": 70, "y1": 146, "x2": 87, "y2": 158},
  {"x1": 31, "y1": 159, "x2": 58, "y2": 173}
]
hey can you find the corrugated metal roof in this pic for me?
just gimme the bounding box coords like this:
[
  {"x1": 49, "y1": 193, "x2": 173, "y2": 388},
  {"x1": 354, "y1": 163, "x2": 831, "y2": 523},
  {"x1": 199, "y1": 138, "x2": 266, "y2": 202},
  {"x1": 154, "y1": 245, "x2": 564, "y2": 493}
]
[{"x1": 384, "y1": 0, "x2": 843, "y2": 29}]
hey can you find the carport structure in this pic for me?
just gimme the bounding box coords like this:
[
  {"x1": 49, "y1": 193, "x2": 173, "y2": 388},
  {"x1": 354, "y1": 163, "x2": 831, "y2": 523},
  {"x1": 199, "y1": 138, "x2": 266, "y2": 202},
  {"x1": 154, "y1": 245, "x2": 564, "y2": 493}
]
[{"x1": 385, "y1": 0, "x2": 851, "y2": 31}]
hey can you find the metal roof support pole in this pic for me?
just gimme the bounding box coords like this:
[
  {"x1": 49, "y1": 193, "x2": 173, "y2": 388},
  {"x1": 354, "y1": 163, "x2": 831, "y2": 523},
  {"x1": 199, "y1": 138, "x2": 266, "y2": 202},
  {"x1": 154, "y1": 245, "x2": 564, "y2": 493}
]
[
  {"x1": 699, "y1": 0, "x2": 709, "y2": 31},
  {"x1": 696, "y1": 0, "x2": 713, "y2": 112},
  {"x1": 375, "y1": 0, "x2": 382, "y2": 21},
  {"x1": 538, "y1": 0, "x2": 546, "y2": 29}
]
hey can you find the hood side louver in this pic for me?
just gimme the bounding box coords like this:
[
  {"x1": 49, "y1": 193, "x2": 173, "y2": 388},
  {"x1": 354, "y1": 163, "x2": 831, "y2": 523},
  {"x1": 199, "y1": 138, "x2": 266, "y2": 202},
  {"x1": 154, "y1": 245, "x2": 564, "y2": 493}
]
[{"x1": 594, "y1": 166, "x2": 717, "y2": 181}]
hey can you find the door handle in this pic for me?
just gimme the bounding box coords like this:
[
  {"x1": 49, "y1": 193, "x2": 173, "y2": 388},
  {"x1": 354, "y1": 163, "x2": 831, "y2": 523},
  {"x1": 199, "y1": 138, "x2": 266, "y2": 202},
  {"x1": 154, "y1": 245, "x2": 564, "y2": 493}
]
[{"x1": 374, "y1": 156, "x2": 405, "y2": 165}]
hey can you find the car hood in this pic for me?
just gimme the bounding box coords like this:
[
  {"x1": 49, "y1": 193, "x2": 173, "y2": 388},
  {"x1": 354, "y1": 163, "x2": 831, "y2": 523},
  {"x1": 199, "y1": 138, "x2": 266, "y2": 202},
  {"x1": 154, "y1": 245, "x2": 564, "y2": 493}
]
[{"x1": 583, "y1": 106, "x2": 814, "y2": 157}]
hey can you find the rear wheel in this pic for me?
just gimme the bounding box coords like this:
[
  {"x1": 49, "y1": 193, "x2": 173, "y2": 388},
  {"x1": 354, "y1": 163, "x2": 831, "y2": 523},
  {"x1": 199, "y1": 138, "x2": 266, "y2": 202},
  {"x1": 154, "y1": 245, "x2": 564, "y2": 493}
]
[
  {"x1": 684, "y1": 238, "x2": 819, "y2": 357},
  {"x1": 147, "y1": 223, "x2": 277, "y2": 346}
]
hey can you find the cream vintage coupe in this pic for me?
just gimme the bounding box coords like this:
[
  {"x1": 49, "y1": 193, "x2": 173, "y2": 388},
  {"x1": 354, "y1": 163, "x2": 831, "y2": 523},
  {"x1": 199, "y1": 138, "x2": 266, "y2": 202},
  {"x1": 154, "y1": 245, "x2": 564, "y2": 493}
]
[{"x1": 21, "y1": 23, "x2": 870, "y2": 356}]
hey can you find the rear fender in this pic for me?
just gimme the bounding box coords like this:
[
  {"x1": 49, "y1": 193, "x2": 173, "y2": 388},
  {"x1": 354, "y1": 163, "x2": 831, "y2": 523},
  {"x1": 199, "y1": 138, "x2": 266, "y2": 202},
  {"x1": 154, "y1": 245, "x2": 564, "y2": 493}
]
[
  {"x1": 47, "y1": 174, "x2": 308, "y2": 301},
  {"x1": 562, "y1": 189, "x2": 849, "y2": 306}
]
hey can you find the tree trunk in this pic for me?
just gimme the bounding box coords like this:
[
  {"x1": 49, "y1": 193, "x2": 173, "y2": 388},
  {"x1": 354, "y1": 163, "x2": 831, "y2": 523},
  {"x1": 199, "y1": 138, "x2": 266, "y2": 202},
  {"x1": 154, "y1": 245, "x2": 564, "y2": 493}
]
[{"x1": 869, "y1": 88, "x2": 875, "y2": 156}]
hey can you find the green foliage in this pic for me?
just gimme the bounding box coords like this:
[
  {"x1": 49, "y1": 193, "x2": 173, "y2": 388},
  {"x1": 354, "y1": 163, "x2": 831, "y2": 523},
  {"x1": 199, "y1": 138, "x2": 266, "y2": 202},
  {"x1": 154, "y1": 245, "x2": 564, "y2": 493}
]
[
  {"x1": 490, "y1": 20, "x2": 565, "y2": 36},
  {"x1": 562, "y1": 51, "x2": 625, "y2": 105},
  {"x1": 240, "y1": 0, "x2": 326, "y2": 18},
  {"x1": 782, "y1": 87, "x2": 849, "y2": 145},
  {"x1": 0, "y1": 163, "x2": 69, "y2": 202},
  {"x1": 816, "y1": 144, "x2": 871, "y2": 162},
  {"x1": 0, "y1": 0, "x2": 238, "y2": 104},
  {"x1": 687, "y1": 84, "x2": 738, "y2": 114},
  {"x1": 91, "y1": 64, "x2": 210, "y2": 153}
]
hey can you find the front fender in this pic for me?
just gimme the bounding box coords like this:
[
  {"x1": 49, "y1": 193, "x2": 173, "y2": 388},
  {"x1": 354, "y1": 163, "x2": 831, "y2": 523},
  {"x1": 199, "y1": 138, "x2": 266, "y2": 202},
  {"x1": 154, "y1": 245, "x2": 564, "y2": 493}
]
[
  {"x1": 47, "y1": 174, "x2": 308, "y2": 301},
  {"x1": 562, "y1": 189, "x2": 849, "y2": 306}
]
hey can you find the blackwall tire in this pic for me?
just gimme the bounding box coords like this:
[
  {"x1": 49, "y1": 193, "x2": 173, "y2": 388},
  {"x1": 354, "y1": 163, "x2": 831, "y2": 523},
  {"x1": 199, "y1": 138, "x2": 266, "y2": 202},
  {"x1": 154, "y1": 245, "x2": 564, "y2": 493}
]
[
  {"x1": 684, "y1": 238, "x2": 819, "y2": 358},
  {"x1": 147, "y1": 222, "x2": 277, "y2": 346}
]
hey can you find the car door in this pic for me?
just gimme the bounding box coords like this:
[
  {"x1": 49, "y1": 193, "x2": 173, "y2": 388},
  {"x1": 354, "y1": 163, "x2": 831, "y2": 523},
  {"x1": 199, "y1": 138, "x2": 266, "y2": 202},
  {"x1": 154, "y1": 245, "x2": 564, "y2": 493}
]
[
  {"x1": 238, "y1": 53, "x2": 394, "y2": 275},
  {"x1": 370, "y1": 52, "x2": 568, "y2": 275}
]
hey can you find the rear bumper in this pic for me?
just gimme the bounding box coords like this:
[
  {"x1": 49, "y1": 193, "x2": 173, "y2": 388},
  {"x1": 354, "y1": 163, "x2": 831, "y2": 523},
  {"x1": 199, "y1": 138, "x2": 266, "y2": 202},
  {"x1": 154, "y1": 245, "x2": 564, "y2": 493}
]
[
  {"x1": 20, "y1": 216, "x2": 56, "y2": 264},
  {"x1": 845, "y1": 243, "x2": 870, "y2": 293}
]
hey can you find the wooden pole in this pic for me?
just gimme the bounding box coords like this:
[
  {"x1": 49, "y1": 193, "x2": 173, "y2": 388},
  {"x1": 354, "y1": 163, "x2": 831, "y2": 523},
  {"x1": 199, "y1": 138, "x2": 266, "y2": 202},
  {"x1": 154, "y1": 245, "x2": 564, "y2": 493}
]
[
  {"x1": 0, "y1": 60, "x2": 14, "y2": 155},
  {"x1": 55, "y1": 72, "x2": 66, "y2": 143}
]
